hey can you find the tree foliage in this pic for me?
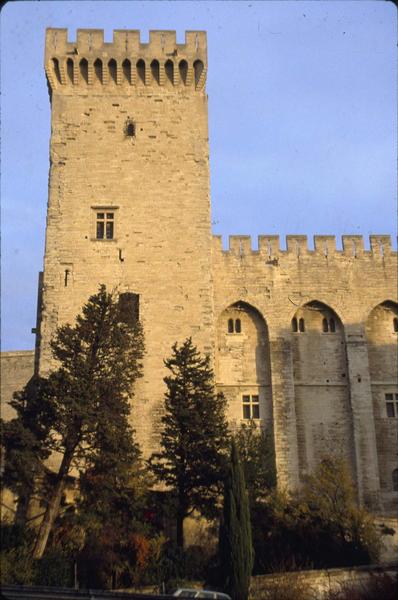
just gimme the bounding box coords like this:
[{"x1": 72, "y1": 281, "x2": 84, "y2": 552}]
[
  {"x1": 150, "y1": 338, "x2": 229, "y2": 547},
  {"x1": 252, "y1": 456, "x2": 381, "y2": 573},
  {"x1": 2, "y1": 286, "x2": 144, "y2": 559},
  {"x1": 234, "y1": 421, "x2": 276, "y2": 508},
  {"x1": 219, "y1": 441, "x2": 254, "y2": 600}
]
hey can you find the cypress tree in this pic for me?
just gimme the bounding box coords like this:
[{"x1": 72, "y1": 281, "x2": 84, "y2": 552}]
[
  {"x1": 150, "y1": 338, "x2": 229, "y2": 548},
  {"x1": 219, "y1": 440, "x2": 254, "y2": 600}
]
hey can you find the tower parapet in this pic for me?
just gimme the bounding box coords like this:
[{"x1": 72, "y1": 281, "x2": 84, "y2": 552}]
[
  {"x1": 45, "y1": 28, "x2": 207, "y2": 93},
  {"x1": 213, "y1": 234, "x2": 396, "y2": 260}
]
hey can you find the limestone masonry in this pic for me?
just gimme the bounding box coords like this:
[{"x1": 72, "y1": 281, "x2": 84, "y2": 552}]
[{"x1": 2, "y1": 28, "x2": 397, "y2": 516}]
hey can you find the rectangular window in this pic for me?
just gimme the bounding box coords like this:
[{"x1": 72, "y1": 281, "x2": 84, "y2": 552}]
[
  {"x1": 95, "y1": 211, "x2": 114, "y2": 240},
  {"x1": 385, "y1": 393, "x2": 398, "y2": 418},
  {"x1": 242, "y1": 394, "x2": 260, "y2": 420}
]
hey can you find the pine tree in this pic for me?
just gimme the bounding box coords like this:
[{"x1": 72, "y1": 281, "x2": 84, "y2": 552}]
[
  {"x1": 219, "y1": 441, "x2": 253, "y2": 600},
  {"x1": 150, "y1": 338, "x2": 229, "y2": 548},
  {"x1": 2, "y1": 286, "x2": 144, "y2": 559}
]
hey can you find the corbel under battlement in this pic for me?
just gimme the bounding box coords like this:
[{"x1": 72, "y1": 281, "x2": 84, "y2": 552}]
[
  {"x1": 212, "y1": 234, "x2": 397, "y2": 259},
  {"x1": 45, "y1": 28, "x2": 207, "y2": 92}
]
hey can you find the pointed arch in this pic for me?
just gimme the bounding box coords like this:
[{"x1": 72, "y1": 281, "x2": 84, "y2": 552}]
[
  {"x1": 151, "y1": 59, "x2": 160, "y2": 84},
  {"x1": 94, "y1": 58, "x2": 103, "y2": 83},
  {"x1": 79, "y1": 58, "x2": 88, "y2": 84},
  {"x1": 179, "y1": 59, "x2": 188, "y2": 85},
  {"x1": 136, "y1": 59, "x2": 145, "y2": 84},
  {"x1": 122, "y1": 59, "x2": 131, "y2": 84},
  {"x1": 165, "y1": 59, "x2": 174, "y2": 85},
  {"x1": 66, "y1": 58, "x2": 74, "y2": 84},
  {"x1": 193, "y1": 59, "x2": 204, "y2": 87},
  {"x1": 52, "y1": 58, "x2": 61, "y2": 84},
  {"x1": 108, "y1": 59, "x2": 117, "y2": 84}
]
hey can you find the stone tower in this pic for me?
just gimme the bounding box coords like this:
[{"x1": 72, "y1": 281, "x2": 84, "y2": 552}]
[{"x1": 40, "y1": 28, "x2": 214, "y2": 451}]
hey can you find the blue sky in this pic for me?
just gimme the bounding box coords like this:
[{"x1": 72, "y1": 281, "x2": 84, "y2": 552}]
[{"x1": 1, "y1": 0, "x2": 396, "y2": 350}]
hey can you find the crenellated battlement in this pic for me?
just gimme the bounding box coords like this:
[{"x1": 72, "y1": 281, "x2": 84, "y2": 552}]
[
  {"x1": 45, "y1": 28, "x2": 207, "y2": 92},
  {"x1": 212, "y1": 234, "x2": 396, "y2": 259}
]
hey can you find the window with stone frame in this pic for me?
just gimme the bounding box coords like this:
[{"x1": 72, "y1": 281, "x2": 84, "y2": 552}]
[
  {"x1": 242, "y1": 394, "x2": 260, "y2": 419},
  {"x1": 95, "y1": 210, "x2": 115, "y2": 240},
  {"x1": 385, "y1": 393, "x2": 398, "y2": 418}
]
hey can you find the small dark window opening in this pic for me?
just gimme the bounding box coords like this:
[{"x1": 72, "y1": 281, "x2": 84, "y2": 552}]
[
  {"x1": 137, "y1": 59, "x2": 145, "y2": 84},
  {"x1": 228, "y1": 318, "x2": 234, "y2": 333},
  {"x1": 122, "y1": 59, "x2": 131, "y2": 83},
  {"x1": 329, "y1": 317, "x2": 336, "y2": 333},
  {"x1": 64, "y1": 269, "x2": 70, "y2": 287},
  {"x1": 179, "y1": 60, "x2": 188, "y2": 85},
  {"x1": 393, "y1": 318, "x2": 398, "y2": 333},
  {"x1": 80, "y1": 58, "x2": 88, "y2": 84},
  {"x1": 67, "y1": 58, "x2": 74, "y2": 83},
  {"x1": 292, "y1": 317, "x2": 298, "y2": 332},
  {"x1": 165, "y1": 59, "x2": 174, "y2": 84},
  {"x1": 322, "y1": 318, "x2": 329, "y2": 333},
  {"x1": 151, "y1": 60, "x2": 160, "y2": 84},
  {"x1": 108, "y1": 59, "x2": 117, "y2": 83},
  {"x1": 125, "y1": 120, "x2": 135, "y2": 137},
  {"x1": 299, "y1": 318, "x2": 305, "y2": 333},
  {"x1": 193, "y1": 59, "x2": 204, "y2": 87},
  {"x1": 235, "y1": 319, "x2": 241, "y2": 333},
  {"x1": 94, "y1": 58, "x2": 103, "y2": 83},
  {"x1": 118, "y1": 292, "x2": 139, "y2": 326},
  {"x1": 393, "y1": 469, "x2": 398, "y2": 492},
  {"x1": 52, "y1": 58, "x2": 61, "y2": 84}
]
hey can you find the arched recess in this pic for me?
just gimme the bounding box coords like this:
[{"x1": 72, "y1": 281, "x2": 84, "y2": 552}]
[
  {"x1": 66, "y1": 58, "x2": 74, "y2": 84},
  {"x1": 193, "y1": 59, "x2": 204, "y2": 88},
  {"x1": 165, "y1": 59, "x2": 174, "y2": 85},
  {"x1": 151, "y1": 60, "x2": 160, "y2": 84},
  {"x1": 79, "y1": 58, "x2": 88, "y2": 84},
  {"x1": 52, "y1": 58, "x2": 61, "y2": 84},
  {"x1": 122, "y1": 59, "x2": 131, "y2": 84},
  {"x1": 215, "y1": 301, "x2": 272, "y2": 432},
  {"x1": 136, "y1": 59, "x2": 145, "y2": 85},
  {"x1": 291, "y1": 301, "x2": 354, "y2": 481},
  {"x1": 108, "y1": 59, "x2": 117, "y2": 84},
  {"x1": 365, "y1": 300, "x2": 398, "y2": 506},
  {"x1": 179, "y1": 60, "x2": 188, "y2": 85},
  {"x1": 94, "y1": 58, "x2": 103, "y2": 84}
]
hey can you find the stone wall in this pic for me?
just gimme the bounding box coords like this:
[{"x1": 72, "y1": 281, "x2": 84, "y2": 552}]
[
  {"x1": 251, "y1": 563, "x2": 398, "y2": 599},
  {"x1": 0, "y1": 351, "x2": 35, "y2": 421}
]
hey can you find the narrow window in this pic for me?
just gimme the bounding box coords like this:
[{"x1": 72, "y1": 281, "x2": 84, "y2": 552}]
[
  {"x1": 242, "y1": 394, "x2": 260, "y2": 420},
  {"x1": 94, "y1": 58, "x2": 103, "y2": 83},
  {"x1": 322, "y1": 318, "x2": 329, "y2": 333},
  {"x1": 393, "y1": 469, "x2": 398, "y2": 492},
  {"x1": 165, "y1": 59, "x2": 174, "y2": 84},
  {"x1": 108, "y1": 59, "x2": 117, "y2": 84},
  {"x1": 292, "y1": 317, "x2": 298, "y2": 332},
  {"x1": 386, "y1": 402, "x2": 395, "y2": 418},
  {"x1": 299, "y1": 318, "x2": 305, "y2": 333},
  {"x1": 96, "y1": 211, "x2": 114, "y2": 240},
  {"x1": 179, "y1": 60, "x2": 188, "y2": 85},
  {"x1": 329, "y1": 317, "x2": 336, "y2": 333},
  {"x1": 393, "y1": 318, "x2": 398, "y2": 333},
  {"x1": 52, "y1": 58, "x2": 61, "y2": 84},
  {"x1": 137, "y1": 59, "x2": 145, "y2": 84},
  {"x1": 125, "y1": 120, "x2": 135, "y2": 137},
  {"x1": 122, "y1": 59, "x2": 131, "y2": 84},
  {"x1": 66, "y1": 58, "x2": 74, "y2": 83},
  {"x1": 80, "y1": 58, "x2": 88, "y2": 83},
  {"x1": 235, "y1": 319, "x2": 241, "y2": 333},
  {"x1": 228, "y1": 318, "x2": 234, "y2": 333},
  {"x1": 193, "y1": 59, "x2": 204, "y2": 87},
  {"x1": 64, "y1": 269, "x2": 69, "y2": 287},
  {"x1": 151, "y1": 59, "x2": 160, "y2": 84}
]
